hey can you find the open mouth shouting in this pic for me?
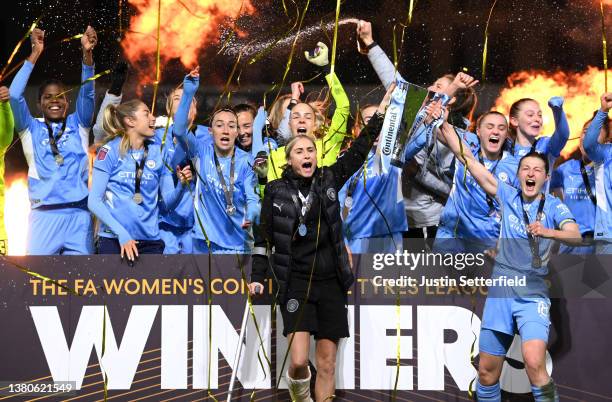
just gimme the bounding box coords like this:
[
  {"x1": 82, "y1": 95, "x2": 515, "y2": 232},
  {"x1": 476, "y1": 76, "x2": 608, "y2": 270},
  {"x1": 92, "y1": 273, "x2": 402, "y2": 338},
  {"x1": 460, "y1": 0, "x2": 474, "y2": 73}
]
[
  {"x1": 219, "y1": 135, "x2": 231, "y2": 147},
  {"x1": 525, "y1": 178, "x2": 536, "y2": 192},
  {"x1": 489, "y1": 134, "x2": 500, "y2": 145},
  {"x1": 296, "y1": 126, "x2": 308, "y2": 135},
  {"x1": 301, "y1": 161, "x2": 314, "y2": 176}
]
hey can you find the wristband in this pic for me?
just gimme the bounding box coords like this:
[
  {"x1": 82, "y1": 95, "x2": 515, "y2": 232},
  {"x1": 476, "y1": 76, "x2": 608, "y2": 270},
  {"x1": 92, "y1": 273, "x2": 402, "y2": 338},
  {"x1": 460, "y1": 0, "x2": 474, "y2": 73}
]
[{"x1": 366, "y1": 41, "x2": 378, "y2": 51}]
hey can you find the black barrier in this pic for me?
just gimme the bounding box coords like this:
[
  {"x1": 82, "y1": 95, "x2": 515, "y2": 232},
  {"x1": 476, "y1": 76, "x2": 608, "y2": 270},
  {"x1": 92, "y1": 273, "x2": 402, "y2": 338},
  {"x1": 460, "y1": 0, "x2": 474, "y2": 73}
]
[{"x1": 0, "y1": 255, "x2": 611, "y2": 401}]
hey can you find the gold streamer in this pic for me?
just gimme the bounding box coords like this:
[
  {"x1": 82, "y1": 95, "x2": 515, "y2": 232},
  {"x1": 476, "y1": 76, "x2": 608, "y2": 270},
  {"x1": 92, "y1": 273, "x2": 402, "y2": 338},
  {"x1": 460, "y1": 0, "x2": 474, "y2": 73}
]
[
  {"x1": 60, "y1": 33, "x2": 83, "y2": 43},
  {"x1": 101, "y1": 305, "x2": 109, "y2": 402},
  {"x1": 214, "y1": 50, "x2": 244, "y2": 111},
  {"x1": 0, "y1": 60, "x2": 25, "y2": 84},
  {"x1": 466, "y1": 295, "x2": 478, "y2": 399},
  {"x1": 248, "y1": 0, "x2": 299, "y2": 66},
  {"x1": 481, "y1": 0, "x2": 498, "y2": 82},
  {"x1": 601, "y1": 0, "x2": 609, "y2": 92},
  {"x1": 217, "y1": 0, "x2": 246, "y2": 56},
  {"x1": 151, "y1": 0, "x2": 162, "y2": 115},
  {"x1": 329, "y1": 0, "x2": 341, "y2": 77},
  {"x1": 408, "y1": 0, "x2": 416, "y2": 24},
  {"x1": 0, "y1": 16, "x2": 43, "y2": 81},
  {"x1": 391, "y1": 292, "x2": 401, "y2": 400},
  {"x1": 54, "y1": 69, "x2": 112, "y2": 99},
  {"x1": 391, "y1": 1, "x2": 417, "y2": 76},
  {"x1": 118, "y1": 0, "x2": 123, "y2": 40},
  {"x1": 1, "y1": 257, "x2": 78, "y2": 295},
  {"x1": 272, "y1": 0, "x2": 311, "y2": 105}
]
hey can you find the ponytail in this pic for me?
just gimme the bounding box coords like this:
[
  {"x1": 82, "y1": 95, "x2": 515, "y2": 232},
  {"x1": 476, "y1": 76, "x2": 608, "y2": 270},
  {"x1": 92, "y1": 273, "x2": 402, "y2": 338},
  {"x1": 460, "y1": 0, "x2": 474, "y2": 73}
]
[{"x1": 102, "y1": 99, "x2": 144, "y2": 157}]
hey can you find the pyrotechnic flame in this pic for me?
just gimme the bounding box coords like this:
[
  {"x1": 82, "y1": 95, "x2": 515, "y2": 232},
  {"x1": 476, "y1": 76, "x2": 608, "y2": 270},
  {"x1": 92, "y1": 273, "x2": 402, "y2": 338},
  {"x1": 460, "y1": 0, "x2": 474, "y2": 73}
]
[
  {"x1": 122, "y1": 0, "x2": 256, "y2": 85},
  {"x1": 493, "y1": 67, "x2": 607, "y2": 158},
  {"x1": 4, "y1": 178, "x2": 29, "y2": 256}
]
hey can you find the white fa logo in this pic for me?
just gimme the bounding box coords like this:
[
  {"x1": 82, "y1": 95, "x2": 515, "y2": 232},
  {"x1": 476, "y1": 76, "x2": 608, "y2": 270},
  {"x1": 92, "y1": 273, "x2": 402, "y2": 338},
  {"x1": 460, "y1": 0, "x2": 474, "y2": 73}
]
[{"x1": 537, "y1": 300, "x2": 550, "y2": 319}]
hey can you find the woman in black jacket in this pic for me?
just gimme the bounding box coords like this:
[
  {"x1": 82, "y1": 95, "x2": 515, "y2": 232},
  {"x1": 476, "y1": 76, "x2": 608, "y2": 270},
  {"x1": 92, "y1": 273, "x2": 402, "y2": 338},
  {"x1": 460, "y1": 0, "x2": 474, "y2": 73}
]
[{"x1": 248, "y1": 86, "x2": 392, "y2": 402}]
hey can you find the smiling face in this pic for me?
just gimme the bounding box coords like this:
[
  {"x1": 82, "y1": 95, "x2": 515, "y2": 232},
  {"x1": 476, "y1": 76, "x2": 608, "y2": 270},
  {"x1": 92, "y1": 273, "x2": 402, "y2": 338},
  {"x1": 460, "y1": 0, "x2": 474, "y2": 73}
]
[
  {"x1": 237, "y1": 111, "x2": 254, "y2": 148},
  {"x1": 477, "y1": 113, "x2": 508, "y2": 157},
  {"x1": 39, "y1": 84, "x2": 68, "y2": 122},
  {"x1": 169, "y1": 88, "x2": 197, "y2": 123},
  {"x1": 126, "y1": 103, "x2": 156, "y2": 137},
  {"x1": 287, "y1": 136, "x2": 317, "y2": 178},
  {"x1": 518, "y1": 155, "x2": 548, "y2": 199},
  {"x1": 510, "y1": 100, "x2": 542, "y2": 140},
  {"x1": 211, "y1": 110, "x2": 238, "y2": 156},
  {"x1": 289, "y1": 103, "x2": 316, "y2": 137}
]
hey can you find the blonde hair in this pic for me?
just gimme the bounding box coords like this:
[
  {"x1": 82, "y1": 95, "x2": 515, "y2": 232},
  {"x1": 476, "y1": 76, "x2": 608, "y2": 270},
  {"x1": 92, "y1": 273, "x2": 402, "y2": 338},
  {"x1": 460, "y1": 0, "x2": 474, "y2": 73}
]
[
  {"x1": 284, "y1": 134, "x2": 317, "y2": 168},
  {"x1": 268, "y1": 94, "x2": 292, "y2": 130},
  {"x1": 102, "y1": 99, "x2": 145, "y2": 157}
]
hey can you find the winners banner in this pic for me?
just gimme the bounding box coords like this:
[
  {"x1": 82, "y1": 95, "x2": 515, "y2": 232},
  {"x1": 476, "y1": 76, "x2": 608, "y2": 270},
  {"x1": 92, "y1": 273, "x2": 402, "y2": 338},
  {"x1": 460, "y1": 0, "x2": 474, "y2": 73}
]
[{"x1": 0, "y1": 254, "x2": 611, "y2": 401}]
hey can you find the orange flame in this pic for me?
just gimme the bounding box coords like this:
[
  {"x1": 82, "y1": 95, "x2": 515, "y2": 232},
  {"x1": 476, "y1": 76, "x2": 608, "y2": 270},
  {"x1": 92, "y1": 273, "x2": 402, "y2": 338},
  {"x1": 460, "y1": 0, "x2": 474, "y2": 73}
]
[
  {"x1": 4, "y1": 178, "x2": 30, "y2": 256},
  {"x1": 122, "y1": 0, "x2": 256, "y2": 85},
  {"x1": 493, "y1": 67, "x2": 608, "y2": 158}
]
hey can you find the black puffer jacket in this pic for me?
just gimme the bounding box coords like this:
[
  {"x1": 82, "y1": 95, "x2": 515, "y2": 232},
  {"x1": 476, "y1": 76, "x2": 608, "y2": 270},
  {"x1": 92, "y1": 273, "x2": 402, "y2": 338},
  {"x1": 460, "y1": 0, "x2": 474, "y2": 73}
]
[{"x1": 251, "y1": 112, "x2": 384, "y2": 302}]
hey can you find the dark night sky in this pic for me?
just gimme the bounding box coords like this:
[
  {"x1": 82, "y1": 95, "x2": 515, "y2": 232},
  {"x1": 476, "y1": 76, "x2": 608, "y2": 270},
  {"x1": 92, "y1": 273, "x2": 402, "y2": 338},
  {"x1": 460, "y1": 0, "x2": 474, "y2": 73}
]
[
  {"x1": 1, "y1": 0, "x2": 608, "y2": 86},
  {"x1": 0, "y1": 0, "x2": 610, "y2": 175}
]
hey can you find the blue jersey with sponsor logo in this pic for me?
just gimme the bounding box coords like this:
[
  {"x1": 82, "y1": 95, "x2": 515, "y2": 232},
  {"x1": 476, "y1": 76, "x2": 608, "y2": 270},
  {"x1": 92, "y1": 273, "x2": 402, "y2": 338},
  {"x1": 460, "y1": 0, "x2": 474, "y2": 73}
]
[
  {"x1": 339, "y1": 150, "x2": 407, "y2": 240},
  {"x1": 9, "y1": 61, "x2": 95, "y2": 207},
  {"x1": 172, "y1": 73, "x2": 260, "y2": 251},
  {"x1": 155, "y1": 124, "x2": 211, "y2": 229},
  {"x1": 92, "y1": 137, "x2": 172, "y2": 243},
  {"x1": 437, "y1": 130, "x2": 519, "y2": 243},
  {"x1": 495, "y1": 180, "x2": 575, "y2": 275},
  {"x1": 190, "y1": 144, "x2": 259, "y2": 250},
  {"x1": 550, "y1": 159, "x2": 596, "y2": 235}
]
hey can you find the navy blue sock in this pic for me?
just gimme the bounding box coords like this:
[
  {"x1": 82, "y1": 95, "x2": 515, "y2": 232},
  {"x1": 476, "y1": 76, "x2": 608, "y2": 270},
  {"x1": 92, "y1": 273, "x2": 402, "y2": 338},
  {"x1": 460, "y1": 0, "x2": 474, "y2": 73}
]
[
  {"x1": 476, "y1": 380, "x2": 501, "y2": 402},
  {"x1": 531, "y1": 379, "x2": 559, "y2": 402}
]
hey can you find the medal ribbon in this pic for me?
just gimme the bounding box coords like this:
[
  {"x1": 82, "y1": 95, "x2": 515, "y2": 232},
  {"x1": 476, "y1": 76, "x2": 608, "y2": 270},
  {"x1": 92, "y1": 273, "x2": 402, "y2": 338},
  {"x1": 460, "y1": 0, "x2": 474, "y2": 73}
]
[
  {"x1": 520, "y1": 192, "x2": 546, "y2": 268},
  {"x1": 289, "y1": 179, "x2": 316, "y2": 236},
  {"x1": 132, "y1": 143, "x2": 149, "y2": 200},
  {"x1": 579, "y1": 160, "x2": 597, "y2": 205},
  {"x1": 44, "y1": 119, "x2": 67, "y2": 163},
  {"x1": 478, "y1": 151, "x2": 501, "y2": 214},
  {"x1": 213, "y1": 150, "x2": 236, "y2": 212}
]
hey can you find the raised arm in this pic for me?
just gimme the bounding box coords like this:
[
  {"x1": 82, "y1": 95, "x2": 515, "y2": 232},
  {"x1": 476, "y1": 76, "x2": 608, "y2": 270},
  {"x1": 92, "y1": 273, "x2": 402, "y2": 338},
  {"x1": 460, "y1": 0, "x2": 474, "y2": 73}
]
[
  {"x1": 276, "y1": 82, "x2": 303, "y2": 143},
  {"x1": 250, "y1": 107, "x2": 268, "y2": 157},
  {"x1": 439, "y1": 120, "x2": 498, "y2": 197},
  {"x1": 330, "y1": 85, "x2": 392, "y2": 189},
  {"x1": 358, "y1": 20, "x2": 404, "y2": 89},
  {"x1": 241, "y1": 162, "x2": 261, "y2": 229},
  {"x1": 528, "y1": 207, "x2": 581, "y2": 246},
  {"x1": 547, "y1": 96, "x2": 570, "y2": 157},
  {"x1": 93, "y1": 92, "x2": 121, "y2": 143},
  {"x1": 8, "y1": 28, "x2": 44, "y2": 132},
  {"x1": 583, "y1": 93, "x2": 612, "y2": 163},
  {"x1": 93, "y1": 62, "x2": 127, "y2": 143},
  {"x1": 320, "y1": 71, "x2": 350, "y2": 164},
  {"x1": 0, "y1": 88, "x2": 14, "y2": 149},
  {"x1": 172, "y1": 68, "x2": 200, "y2": 158},
  {"x1": 75, "y1": 26, "x2": 97, "y2": 128},
  {"x1": 159, "y1": 165, "x2": 192, "y2": 210}
]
